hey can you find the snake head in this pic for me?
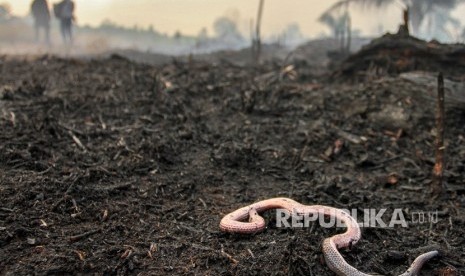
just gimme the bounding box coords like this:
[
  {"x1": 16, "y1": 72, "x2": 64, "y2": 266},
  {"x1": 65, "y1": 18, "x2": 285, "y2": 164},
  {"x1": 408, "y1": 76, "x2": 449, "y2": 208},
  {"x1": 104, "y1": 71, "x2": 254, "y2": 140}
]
[{"x1": 248, "y1": 208, "x2": 259, "y2": 222}]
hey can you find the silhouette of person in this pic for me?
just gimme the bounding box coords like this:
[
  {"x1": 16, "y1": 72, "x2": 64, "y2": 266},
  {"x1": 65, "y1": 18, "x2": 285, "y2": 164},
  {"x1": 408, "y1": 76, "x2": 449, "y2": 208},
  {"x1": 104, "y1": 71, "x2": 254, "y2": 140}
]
[
  {"x1": 31, "y1": 0, "x2": 51, "y2": 44},
  {"x1": 54, "y1": 0, "x2": 75, "y2": 45}
]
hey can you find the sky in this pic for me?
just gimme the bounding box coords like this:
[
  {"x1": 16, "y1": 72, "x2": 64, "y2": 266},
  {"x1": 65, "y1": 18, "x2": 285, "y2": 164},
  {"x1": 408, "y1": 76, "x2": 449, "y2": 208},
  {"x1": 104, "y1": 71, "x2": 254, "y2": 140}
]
[{"x1": 5, "y1": 0, "x2": 464, "y2": 38}]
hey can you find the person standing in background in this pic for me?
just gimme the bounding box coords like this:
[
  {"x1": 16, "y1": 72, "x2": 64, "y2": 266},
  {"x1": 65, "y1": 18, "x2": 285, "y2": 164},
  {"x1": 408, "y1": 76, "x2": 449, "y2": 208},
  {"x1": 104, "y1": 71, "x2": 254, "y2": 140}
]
[
  {"x1": 31, "y1": 0, "x2": 51, "y2": 44},
  {"x1": 54, "y1": 0, "x2": 75, "y2": 45}
]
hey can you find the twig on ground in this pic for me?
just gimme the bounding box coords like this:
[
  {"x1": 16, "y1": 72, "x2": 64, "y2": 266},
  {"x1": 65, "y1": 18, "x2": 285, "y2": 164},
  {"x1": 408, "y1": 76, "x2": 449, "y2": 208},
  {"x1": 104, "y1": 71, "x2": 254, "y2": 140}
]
[
  {"x1": 51, "y1": 173, "x2": 79, "y2": 211},
  {"x1": 9, "y1": 112, "x2": 15, "y2": 127},
  {"x1": 335, "y1": 128, "x2": 367, "y2": 144},
  {"x1": 68, "y1": 130, "x2": 87, "y2": 152},
  {"x1": 69, "y1": 228, "x2": 101, "y2": 243},
  {"x1": 198, "y1": 198, "x2": 207, "y2": 209},
  {"x1": 432, "y1": 73, "x2": 445, "y2": 197},
  {"x1": 221, "y1": 246, "x2": 239, "y2": 265}
]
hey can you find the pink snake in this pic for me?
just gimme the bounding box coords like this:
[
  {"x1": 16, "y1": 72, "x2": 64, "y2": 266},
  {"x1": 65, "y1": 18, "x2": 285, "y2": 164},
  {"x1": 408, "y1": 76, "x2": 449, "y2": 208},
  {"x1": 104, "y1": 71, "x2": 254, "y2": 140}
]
[{"x1": 219, "y1": 197, "x2": 438, "y2": 276}]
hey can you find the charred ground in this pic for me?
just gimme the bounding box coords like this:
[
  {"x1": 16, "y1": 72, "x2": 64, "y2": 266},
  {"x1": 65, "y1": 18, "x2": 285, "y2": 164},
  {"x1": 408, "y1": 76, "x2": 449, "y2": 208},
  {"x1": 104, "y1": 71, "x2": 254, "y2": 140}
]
[{"x1": 0, "y1": 38, "x2": 464, "y2": 275}]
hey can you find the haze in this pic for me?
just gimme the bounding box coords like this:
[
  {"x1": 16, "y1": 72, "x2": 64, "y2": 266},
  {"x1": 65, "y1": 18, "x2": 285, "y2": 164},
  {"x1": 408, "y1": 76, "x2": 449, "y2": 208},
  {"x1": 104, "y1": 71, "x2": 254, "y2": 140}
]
[{"x1": 9, "y1": 0, "x2": 403, "y2": 37}]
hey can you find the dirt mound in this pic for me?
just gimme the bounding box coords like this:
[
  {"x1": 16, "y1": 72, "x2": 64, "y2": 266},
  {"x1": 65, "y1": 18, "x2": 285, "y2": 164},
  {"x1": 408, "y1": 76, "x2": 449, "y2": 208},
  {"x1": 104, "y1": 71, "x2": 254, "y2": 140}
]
[{"x1": 334, "y1": 33, "x2": 465, "y2": 82}]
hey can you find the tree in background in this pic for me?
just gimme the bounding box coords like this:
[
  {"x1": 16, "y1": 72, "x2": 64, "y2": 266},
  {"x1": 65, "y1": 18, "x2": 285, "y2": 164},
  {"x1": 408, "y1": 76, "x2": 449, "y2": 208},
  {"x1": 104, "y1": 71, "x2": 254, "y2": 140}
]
[
  {"x1": 280, "y1": 23, "x2": 304, "y2": 46},
  {"x1": 0, "y1": 2, "x2": 11, "y2": 20},
  {"x1": 323, "y1": 0, "x2": 465, "y2": 40},
  {"x1": 318, "y1": 2, "x2": 351, "y2": 53},
  {"x1": 195, "y1": 27, "x2": 209, "y2": 48},
  {"x1": 197, "y1": 28, "x2": 208, "y2": 41},
  {"x1": 407, "y1": 0, "x2": 463, "y2": 36},
  {"x1": 422, "y1": 6, "x2": 461, "y2": 41},
  {"x1": 173, "y1": 30, "x2": 182, "y2": 40},
  {"x1": 213, "y1": 16, "x2": 244, "y2": 45}
]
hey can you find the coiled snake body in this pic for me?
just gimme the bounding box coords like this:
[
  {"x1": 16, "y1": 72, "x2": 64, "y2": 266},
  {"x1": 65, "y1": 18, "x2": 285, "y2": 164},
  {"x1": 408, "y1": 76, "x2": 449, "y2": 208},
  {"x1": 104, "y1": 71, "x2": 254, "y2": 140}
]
[{"x1": 219, "y1": 198, "x2": 438, "y2": 276}]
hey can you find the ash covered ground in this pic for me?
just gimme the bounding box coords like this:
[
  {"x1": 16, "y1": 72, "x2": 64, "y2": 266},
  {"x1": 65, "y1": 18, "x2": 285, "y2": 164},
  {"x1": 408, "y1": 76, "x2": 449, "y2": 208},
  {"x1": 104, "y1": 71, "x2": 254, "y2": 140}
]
[{"x1": 0, "y1": 37, "x2": 464, "y2": 275}]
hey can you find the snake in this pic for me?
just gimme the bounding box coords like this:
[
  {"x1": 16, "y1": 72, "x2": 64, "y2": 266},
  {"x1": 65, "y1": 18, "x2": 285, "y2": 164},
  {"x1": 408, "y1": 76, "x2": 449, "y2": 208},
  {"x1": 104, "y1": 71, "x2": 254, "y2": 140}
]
[{"x1": 219, "y1": 197, "x2": 438, "y2": 276}]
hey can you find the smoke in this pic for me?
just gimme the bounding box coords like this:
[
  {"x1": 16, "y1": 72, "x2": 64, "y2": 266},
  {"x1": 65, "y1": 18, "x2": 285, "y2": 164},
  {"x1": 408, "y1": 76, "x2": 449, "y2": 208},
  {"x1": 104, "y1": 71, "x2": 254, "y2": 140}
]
[
  {"x1": 0, "y1": 13, "x2": 254, "y2": 57},
  {"x1": 0, "y1": 3, "x2": 311, "y2": 58}
]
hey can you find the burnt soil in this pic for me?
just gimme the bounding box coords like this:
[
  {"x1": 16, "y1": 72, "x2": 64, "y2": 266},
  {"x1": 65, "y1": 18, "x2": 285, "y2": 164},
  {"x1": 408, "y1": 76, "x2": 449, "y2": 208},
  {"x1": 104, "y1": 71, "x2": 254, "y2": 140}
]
[{"x1": 0, "y1": 52, "x2": 464, "y2": 275}]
